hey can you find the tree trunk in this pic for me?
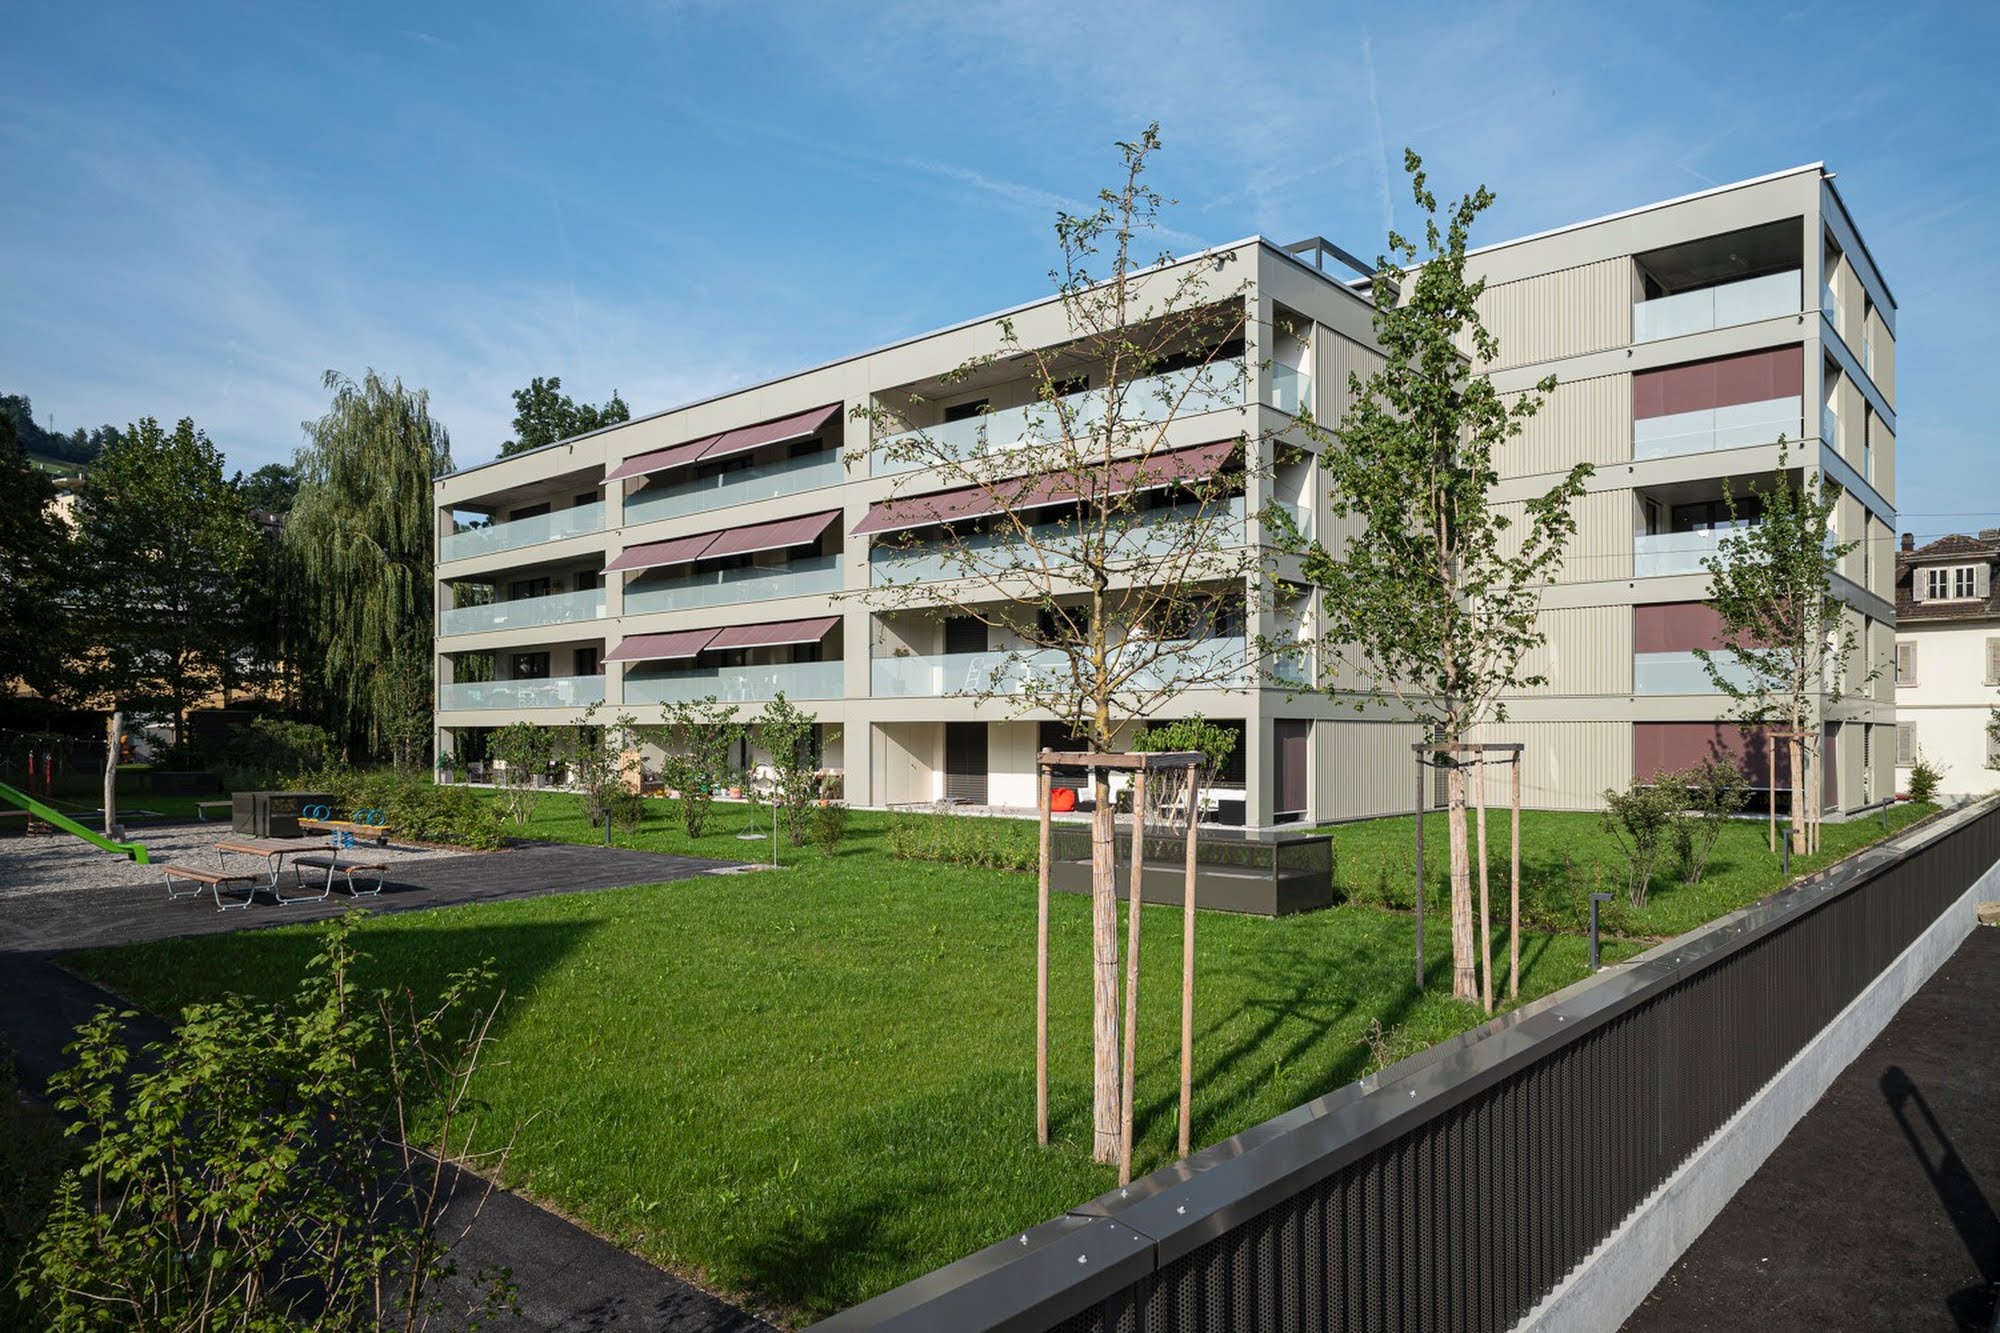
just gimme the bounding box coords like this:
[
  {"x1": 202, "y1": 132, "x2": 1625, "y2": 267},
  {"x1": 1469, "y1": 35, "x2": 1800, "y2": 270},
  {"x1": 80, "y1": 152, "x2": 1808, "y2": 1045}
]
[
  {"x1": 1091, "y1": 770, "x2": 1121, "y2": 1165},
  {"x1": 1446, "y1": 762, "x2": 1477, "y2": 1003}
]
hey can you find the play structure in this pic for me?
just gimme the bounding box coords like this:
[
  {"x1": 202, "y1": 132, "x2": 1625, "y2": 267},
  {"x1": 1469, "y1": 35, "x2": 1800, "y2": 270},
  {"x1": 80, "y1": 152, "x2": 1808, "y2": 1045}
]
[
  {"x1": 0, "y1": 713, "x2": 151, "y2": 864},
  {"x1": 0, "y1": 779, "x2": 151, "y2": 863}
]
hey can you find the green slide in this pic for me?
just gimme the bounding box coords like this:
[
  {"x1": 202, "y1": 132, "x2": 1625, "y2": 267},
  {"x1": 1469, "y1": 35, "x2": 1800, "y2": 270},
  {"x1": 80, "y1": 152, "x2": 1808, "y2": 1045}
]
[{"x1": 0, "y1": 780, "x2": 151, "y2": 864}]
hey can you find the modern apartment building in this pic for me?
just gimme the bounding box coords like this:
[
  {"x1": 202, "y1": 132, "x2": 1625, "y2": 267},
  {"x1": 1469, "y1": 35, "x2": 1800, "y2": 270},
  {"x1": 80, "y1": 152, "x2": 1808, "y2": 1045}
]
[
  {"x1": 1893, "y1": 531, "x2": 2000, "y2": 798},
  {"x1": 432, "y1": 163, "x2": 1897, "y2": 826}
]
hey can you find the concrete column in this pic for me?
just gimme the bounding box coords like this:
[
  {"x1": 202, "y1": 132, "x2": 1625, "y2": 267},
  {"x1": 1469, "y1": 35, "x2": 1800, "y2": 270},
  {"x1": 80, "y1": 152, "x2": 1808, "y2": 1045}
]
[{"x1": 1245, "y1": 713, "x2": 1273, "y2": 828}]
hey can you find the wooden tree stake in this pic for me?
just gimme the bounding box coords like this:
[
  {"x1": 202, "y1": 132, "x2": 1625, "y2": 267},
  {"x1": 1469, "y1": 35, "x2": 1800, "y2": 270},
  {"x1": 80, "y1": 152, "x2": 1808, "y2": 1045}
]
[
  {"x1": 1767, "y1": 737, "x2": 1777, "y2": 853},
  {"x1": 1036, "y1": 765, "x2": 1052, "y2": 1146},
  {"x1": 1119, "y1": 769, "x2": 1147, "y2": 1186},
  {"x1": 1179, "y1": 772, "x2": 1200, "y2": 1159},
  {"x1": 1413, "y1": 750, "x2": 1425, "y2": 987},
  {"x1": 1474, "y1": 753, "x2": 1492, "y2": 1014},
  {"x1": 1509, "y1": 756, "x2": 1521, "y2": 1001}
]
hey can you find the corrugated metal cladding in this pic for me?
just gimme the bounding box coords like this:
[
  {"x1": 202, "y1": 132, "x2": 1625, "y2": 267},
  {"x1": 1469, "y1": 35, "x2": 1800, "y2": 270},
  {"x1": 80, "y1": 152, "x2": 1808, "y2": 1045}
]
[
  {"x1": 1467, "y1": 257, "x2": 1634, "y2": 371},
  {"x1": 1509, "y1": 606, "x2": 1633, "y2": 696},
  {"x1": 1464, "y1": 720, "x2": 1631, "y2": 810},
  {"x1": 1489, "y1": 489, "x2": 1628, "y2": 582},
  {"x1": 1498, "y1": 374, "x2": 1631, "y2": 479},
  {"x1": 1312, "y1": 329, "x2": 1385, "y2": 427},
  {"x1": 1317, "y1": 721, "x2": 1423, "y2": 820}
]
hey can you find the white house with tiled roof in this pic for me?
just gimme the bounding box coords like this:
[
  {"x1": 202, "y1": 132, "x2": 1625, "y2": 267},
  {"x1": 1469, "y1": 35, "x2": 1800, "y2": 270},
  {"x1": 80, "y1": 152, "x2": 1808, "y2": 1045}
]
[{"x1": 1894, "y1": 530, "x2": 2000, "y2": 797}]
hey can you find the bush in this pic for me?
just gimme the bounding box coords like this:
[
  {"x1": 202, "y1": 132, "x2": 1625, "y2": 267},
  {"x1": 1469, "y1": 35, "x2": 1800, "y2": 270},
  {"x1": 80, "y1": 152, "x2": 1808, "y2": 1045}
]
[
  {"x1": 17, "y1": 917, "x2": 517, "y2": 1331},
  {"x1": 886, "y1": 812, "x2": 1035, "y2": 871},
  {"x1": 653, "y1": 696, "x2": 743, "y2": 840},
  {"x1": 299, "y1": 767, "x2": 508, "y2": 850},
  {"x1": 1907, "y1": 754, "x2": 1942, "y2": 805},
  {"x1": 222, "y1": 716, "x2": 334, "y2": 788},
  {"x1": 490, "y1": 722, "x2": 553, "y2": 826},
  {"x1": 1661, "y1": 759, "x2": 1750, "y2": 885},
  {"x1": 609, "y1": 789, "x2": 648, "y2": 835},
  {"x1": 1602, "y1": 780, "x2": 1677, "y2": 908},
  {"x1": 809, "y1": 801, "x2": 849, "y2": 855}
]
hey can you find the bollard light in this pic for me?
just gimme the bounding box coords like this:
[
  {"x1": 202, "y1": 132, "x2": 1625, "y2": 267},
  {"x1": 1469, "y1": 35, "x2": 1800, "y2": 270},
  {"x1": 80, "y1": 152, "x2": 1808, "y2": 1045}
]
[{"x1": 1589, "y1": 892, "x2": 1616, "y2": 971}]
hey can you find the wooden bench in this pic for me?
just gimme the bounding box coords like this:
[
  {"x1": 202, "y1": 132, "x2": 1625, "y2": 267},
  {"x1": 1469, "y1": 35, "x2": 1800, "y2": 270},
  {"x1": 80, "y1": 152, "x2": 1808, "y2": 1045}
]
[
  {"x1": 284, "y1": 855, "x2": 389, "y2": 902},
  {"x1": 161, "y1": 864, "x2": 263, "y2": 912},
  {"x1": 195, "y1": 800, "x2": 233, "y2": 822}
]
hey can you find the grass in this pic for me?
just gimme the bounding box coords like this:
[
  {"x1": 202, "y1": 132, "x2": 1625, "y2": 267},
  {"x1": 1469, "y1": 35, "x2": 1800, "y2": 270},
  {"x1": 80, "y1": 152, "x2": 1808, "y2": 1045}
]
[{"x1": 68, "y1": 796, "x2": 1643, "y2": 1324}]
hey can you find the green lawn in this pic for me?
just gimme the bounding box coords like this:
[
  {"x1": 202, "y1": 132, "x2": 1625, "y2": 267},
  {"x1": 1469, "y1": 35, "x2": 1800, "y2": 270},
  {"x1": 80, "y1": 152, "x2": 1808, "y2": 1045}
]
[{"x1": 68, "y1": 796, "x2": 1643, "y2": 1324}]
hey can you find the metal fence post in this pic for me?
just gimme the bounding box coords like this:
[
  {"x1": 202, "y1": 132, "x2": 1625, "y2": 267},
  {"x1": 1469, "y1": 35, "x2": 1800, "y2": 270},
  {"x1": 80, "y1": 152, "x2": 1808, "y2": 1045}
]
[{"x1": 1589, "y1": 892, "x2": 1615, "y2": 971}]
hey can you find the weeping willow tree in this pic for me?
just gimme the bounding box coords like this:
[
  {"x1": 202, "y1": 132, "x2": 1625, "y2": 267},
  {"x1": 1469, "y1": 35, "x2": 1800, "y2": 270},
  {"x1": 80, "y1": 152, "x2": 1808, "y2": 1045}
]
[{"x1": 287, "y1": 370, "x2": 451, "y2": 764}]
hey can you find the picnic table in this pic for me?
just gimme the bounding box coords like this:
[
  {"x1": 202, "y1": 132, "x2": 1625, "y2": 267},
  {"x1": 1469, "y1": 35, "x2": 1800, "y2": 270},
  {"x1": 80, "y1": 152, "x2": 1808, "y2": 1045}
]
[{"x1": 213, "y1": 836, "x2": 311, "y2": 890}]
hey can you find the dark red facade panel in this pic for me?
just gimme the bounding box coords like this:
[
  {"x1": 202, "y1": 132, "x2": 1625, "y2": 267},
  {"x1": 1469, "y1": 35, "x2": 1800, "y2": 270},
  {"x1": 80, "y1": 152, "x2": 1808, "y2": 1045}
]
[
  {"x1": 1633, "y1": 346, "x2": 1803, "y2": 420},
  {"x1": 1634, "y1": 722, "x2": 1792, "y2": 788},
  {"x1": 1634, "y1": 602, "x2": 1769, "y2": 653}
]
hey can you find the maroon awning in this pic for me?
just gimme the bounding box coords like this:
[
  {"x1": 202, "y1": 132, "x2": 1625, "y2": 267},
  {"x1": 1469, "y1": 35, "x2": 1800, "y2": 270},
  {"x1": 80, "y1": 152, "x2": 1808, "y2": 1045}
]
[
  {"x1": 701, "y1": 510, "x2": 840, "y2": 560},
  {"x1": 701, "y1": 403, "x2": 842, "y2": 463},
  {"x1": 850, "y1": 439, "x2": 1238, "y2": 537},
  {"x1": 707, "y1": 616, "x2": 840, "y2": 651},
  {"x1": 604, "y1": 531, "x2": 719, "y2": 573},
  {"x1": 604, "y1": 435, "x2": 721, "y2": 483},
  {"x1": 604, "y1": 628, "x2": 720, "y2": 663}
]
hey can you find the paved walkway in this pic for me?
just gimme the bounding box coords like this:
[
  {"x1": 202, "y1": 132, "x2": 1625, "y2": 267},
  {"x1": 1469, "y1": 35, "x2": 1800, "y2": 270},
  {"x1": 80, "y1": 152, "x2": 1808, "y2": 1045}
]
[
  {"x1": 0, "y1": 828, "x2": 773, "y2": 1332},
  {"x1": 1624, "y1": 925, "x2": 2000, "y2": 1333}
]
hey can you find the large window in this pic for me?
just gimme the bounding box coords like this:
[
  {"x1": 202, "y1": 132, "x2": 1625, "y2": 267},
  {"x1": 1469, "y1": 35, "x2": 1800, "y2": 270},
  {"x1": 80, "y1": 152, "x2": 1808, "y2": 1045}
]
[{"x1": 1924, "y1": 565, "x2": 1978, "y2": 600}]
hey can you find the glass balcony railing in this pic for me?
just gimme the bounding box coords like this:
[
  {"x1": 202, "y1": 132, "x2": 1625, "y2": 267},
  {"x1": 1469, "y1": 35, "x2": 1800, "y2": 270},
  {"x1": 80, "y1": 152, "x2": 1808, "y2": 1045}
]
[
  {"x1": 1266, "y1": 498, "x2": 1313, "y2": 541},
  {"x1": 868, "y1": 498, "x2": 1246, "y2": 586},
  {"x1": 1633, "y1": 650, "x2": 1760, "y2": 695},
  {"x1": 1821, "y1": 282, "x2": 1840, "y2": 329},
  {"x1": 1634, "y1": 526, "x2": 1753, "y2": 578},
  {"x1": 873, "y1": 363, "x2": 1244, "y2": 474},
  {"x1": 871, "y1": 638, "x2": 1251, "y2": 699},
  {"x1": 622, "y1": 659, "x2": 843, "y2": 706},
  {"x1": 1267, "y1": 363, "x2": 1311, "y2": 414},
  {"x1": 1633, "y1": 396, "x2": 1801, "y2": 461},
  {"x1": 439, "y1": 675, "x2": 605, "y2": 711},
  {"x1": 1820, "y1": 403, "x2": 1838, "y2": 450},
  {"x1": 623, "y1": 451, "x2": 845, "y2": 525},
  {"x1": 441, "y1": 503, "x2": 606, "y2": 562},
  {"x1": 623, "y1": 556, "x2": 844, "y2": 615},
  {"x1": 1632, "y1": 271, "x2": 1799, "y2": 343},
  {"x1": 439, "y1": 588, "x2": 605, "y2": 637}
]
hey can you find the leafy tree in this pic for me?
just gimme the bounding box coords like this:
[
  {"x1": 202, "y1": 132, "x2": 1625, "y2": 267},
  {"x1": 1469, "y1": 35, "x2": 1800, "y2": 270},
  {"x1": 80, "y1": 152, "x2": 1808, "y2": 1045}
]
[
  {"x1": 71, "y1": 417, "x2": 260, "y2": 740},
  {"x1": 0, "y1": 411, "x2": 73, "y2": 695},
  {"x1": 499, "y1": 376, "x2": 629, "y2": 456},
  {"x1": 19, "y1": 917, "x2": 517, "y2": 1331},
  {"x1": 755, "y1": 692, "x2": 826, "y2": 847},
  {"x1": 1691, "y1": 443, "x2": 1869, "y2": 854},
  {"x1": 231, "y1": 461, "x2": 299, "y2": 514},
  {"x1": 1295, "y1": 151, "x2": 1591, "y2": 1004},
  {"x1": 564, "y1": 701, "x2": 644, "y2": 825},
  {"x1": 288, "y1": 370, "x2": 451, "y2": 760},
  {"x1": 1131, "y1": 713, "x2": 1237, "y2": 826},
  {"x1": 855, "y1": 125, "x2": 1268, "y2": 1164},
  {"x1": 490, "y1": 721, "x2": 552, "y2": 825},
  {"x1": 651, "y1": 696, "x2": 743, "y2": 838}
]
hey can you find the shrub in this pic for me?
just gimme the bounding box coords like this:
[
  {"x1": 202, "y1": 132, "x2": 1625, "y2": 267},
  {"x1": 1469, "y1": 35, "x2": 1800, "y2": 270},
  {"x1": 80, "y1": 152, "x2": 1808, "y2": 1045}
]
[
  {"x1": 1907, "y1": 754, "x2": 1943, "y2": 805},
  {"x1": 886, "y1": 812, "x2": 1035, "y2": 871},
  {"x1": 297, "y1": 767, "x2": 508, "y2": 850},
  {"x1": 1661, "y1": 759, "x2": 1750, "y2": 885},
  {"x1": 17, "y1": 916, "x2": 518, "y2": 1331},
  {"x1": 756, "y1": 693, "x2": 832, "y2": 847},
  {"x1": 651, "y1": 696, "x2": 742, "y2": 840},
  {"x1": 609, "y1": 788, "x2": 648, "y2": 835},
  {"x1": 1602, "y1": 779, "x2": 1678, "y2": 908},
  {"x1": 490, "y1": 721, "x2": 553, "y2": 826},
  {"x1": 809, "y1": 801, "x2": 849, "y2": 855},
  {"x1": 222, "y1": 716, "x2": 334, "y2": 788}
]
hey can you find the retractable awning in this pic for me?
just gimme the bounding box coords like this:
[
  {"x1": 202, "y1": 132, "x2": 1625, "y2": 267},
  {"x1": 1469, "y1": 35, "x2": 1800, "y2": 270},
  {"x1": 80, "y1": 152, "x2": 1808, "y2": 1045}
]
[
  {"x1": 849, "y1": 439, "x2": 1237, "y2": 537},
  {"x1": 701, "y1": 510, "x2": 839, "y2": 560},
  {"x1": 604, "y1": 628, "x2": 720, "y2": 663},
  {"x1": 602, "y1": 402, "x2": 842, "y2": 483},
  {"x1": 707, "y1": 616, "x2": 840, "y2": 651},
  {"x1": 604, "y1": 531, "x2": 719, "y2": 573}
]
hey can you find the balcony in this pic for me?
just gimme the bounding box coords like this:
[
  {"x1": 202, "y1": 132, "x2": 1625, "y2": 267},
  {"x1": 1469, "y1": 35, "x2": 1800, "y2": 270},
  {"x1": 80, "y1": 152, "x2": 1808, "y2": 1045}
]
[
  {"x1": 623, "y1": 451, "x2": 845, "y2": 525},
  {"x1": 439, "y1": 675, "x2": 606, "y2": 711},
  {"x1": 622, "y1": 659, "x2": 843, "y2": 706},
  {"x1": 871, "y1": 638, "x2": 1251, "y2": 699},
  {"x1": 441, "y1": 503, "x2": 606, "y2": 562},
  {"x1": 1633, "y1": 650, "x2": 1761, "y2": 695},
  {"x1": 1267, "y1": 363, "x2": 1311, "y2": 414},
  {"x1": 1633, "y1": 396, "x2": 1802, "y2": 461},
  {"x1": 874, "y1": 363, "x2": 1243, "y2": 475},
  {"x1": 1632, "y1": 271, "x2": 1799, "y2": 343},
  {"x1": 439, "y1": 588, "x2": 606, "y2": 638},
  {"x1": 869, "y1": 498, "x2": 1246, "y2": 587},
  {"x1": 1634, "y1": 527, "x2": 1748, "y2": 578},
  {"x1": 624, "y1": 555, "x2": 844, "y2": 615}
]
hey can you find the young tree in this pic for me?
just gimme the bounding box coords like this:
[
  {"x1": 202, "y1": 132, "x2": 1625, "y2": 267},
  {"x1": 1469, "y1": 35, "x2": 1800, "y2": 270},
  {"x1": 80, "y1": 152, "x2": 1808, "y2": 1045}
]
[
  {"x1": 0, "y1": 411, "x2": 73, "y2": 696},
  {"x1": 855, "y1": 125, "x2": 1269, "y2": 1164},
  {"x1": 1296, "y1": 151, "x2": 1591, "y2": 1004},
  {"x1": 1692, "y1": 443, "x2": 1868, "y2": 854},
  {"x1": 754, "y1": 692, "x2": 827, "y2": 847},
  {"x1": 651, "y1": 696, "x2": 743, "y2": 838},
  {"x1": 499, "y1": 376, "x2": 630, "y2": 456},
  {"x1": 70, "y1": 417, "x2": 261, "y2": 742},
  {"x1": 288, "y1": 370, "x2": 452, "y2": 760}
]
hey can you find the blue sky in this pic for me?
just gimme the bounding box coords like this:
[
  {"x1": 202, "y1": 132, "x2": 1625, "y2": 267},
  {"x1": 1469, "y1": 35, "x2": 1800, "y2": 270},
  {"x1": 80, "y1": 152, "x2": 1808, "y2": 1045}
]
[{"x1": 3, "y1": 0, "x2": 1994, "y2": 537}]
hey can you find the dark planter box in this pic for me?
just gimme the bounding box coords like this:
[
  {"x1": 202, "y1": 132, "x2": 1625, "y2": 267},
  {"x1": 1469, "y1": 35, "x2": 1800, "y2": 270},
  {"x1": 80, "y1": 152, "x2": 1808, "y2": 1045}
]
[
  {"x1": 1049, "y1": 827, "x2": 1333, "y2": 917},
  {"x1": 232, "y1": 790, "x2": 333, "y2": 839},
  {"x1": 150, "y1": 770, "x2": 221, "y2": 797}
]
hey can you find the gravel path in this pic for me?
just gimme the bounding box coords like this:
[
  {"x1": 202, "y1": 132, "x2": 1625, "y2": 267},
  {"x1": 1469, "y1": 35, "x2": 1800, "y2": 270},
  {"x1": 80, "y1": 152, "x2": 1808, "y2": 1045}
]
[{"x1": 0, "y1": 821, "x2": 468, "y2": 900}]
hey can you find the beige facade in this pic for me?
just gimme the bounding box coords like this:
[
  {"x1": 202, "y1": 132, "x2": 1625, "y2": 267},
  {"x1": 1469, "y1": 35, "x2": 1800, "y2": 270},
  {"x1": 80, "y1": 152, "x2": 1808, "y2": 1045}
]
[{"x1": 433, "y1": 164, "x2": 1898, "y2": 824}]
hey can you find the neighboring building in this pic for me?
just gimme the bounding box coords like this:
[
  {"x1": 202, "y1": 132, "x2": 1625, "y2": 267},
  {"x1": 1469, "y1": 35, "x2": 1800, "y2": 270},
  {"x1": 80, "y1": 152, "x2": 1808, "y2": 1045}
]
[
  {"x1": 432, "y1": 163, "x2": 1898, "y2": 825},
  {"x1": 1893, "y1": 531, "x2": 2000, "y2": 797}
]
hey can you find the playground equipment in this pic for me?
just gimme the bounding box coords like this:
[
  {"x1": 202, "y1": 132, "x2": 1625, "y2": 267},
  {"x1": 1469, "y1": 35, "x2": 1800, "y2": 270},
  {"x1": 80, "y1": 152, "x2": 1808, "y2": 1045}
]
[{"x1": 0, "y1": 779, "x2": 151, "y2": 863}]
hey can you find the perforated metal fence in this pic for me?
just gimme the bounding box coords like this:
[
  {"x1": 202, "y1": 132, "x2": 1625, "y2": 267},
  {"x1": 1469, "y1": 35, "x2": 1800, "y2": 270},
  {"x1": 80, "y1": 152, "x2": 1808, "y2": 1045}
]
[{"x1": 817, "y1": 799, "x2": 2000, "y2": 1333}]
